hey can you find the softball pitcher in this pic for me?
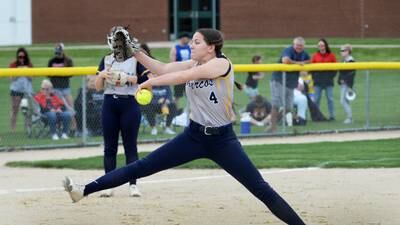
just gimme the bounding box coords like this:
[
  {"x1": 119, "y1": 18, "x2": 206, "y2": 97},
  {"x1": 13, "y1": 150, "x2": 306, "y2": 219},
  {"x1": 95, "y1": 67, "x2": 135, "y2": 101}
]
[{"x1": 64, "y1": 28, "x2": 306, "y2": 225}]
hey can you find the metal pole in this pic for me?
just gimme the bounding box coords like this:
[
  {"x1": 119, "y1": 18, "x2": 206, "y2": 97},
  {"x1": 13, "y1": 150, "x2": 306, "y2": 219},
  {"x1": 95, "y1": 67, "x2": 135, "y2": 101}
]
[
  {"x1": 212, "y1": 0, "x2": 216, "y2": 29},
  {"x1": 82, "y1": 76, "x2": 87, "y2": 145},
  {"x1": 173, "y1": 0, "x2": 178, "y2": 40},
  {"x1": 282, "y1": 72, "x2": 286, "y2": 132},
  {"x1": 365, "y1": 70, "x2": 370, "y2": 128}
]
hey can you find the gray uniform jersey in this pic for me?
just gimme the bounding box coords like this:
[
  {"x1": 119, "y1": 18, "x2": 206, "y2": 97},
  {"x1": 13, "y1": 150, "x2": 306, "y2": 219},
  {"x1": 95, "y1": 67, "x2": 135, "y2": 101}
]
[
  {"x1": 103, "y1": 54, "x2": 138, "y2": 96},
  {"x1": 186, "y1": 58, "x2": 235, "y2": 127}
]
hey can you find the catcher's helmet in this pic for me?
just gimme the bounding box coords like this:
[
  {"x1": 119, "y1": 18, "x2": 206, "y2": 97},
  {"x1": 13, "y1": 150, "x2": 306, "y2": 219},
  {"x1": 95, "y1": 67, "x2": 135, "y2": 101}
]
[{"x1": 107, "y1": 26, "x2": 131, "y2": 50}]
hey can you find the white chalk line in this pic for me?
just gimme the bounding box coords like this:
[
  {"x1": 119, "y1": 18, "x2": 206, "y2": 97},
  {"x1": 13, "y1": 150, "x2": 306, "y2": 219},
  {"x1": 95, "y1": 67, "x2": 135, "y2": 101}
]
[
  {"x1": 0, "y1": 167, "x2": 319, "y2": 196},
  {"x1": 316, "y1": 158, "x2": 395, "y2": 167}
]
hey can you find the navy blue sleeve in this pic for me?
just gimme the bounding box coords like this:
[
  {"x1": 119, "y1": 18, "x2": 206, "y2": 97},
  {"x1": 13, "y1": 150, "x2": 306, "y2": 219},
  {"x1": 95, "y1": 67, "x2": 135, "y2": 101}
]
[
  {"x1": 98, "y1": 56, "x2": 105, "y2": 72},
  {"x1": 136, "y1": 62, "x2": 146, "y2": 75},
  {"x1": 282, "y1": 47, "x2": 293, "y2": 60},
  {"x1": 136, "y1": 62, "x2": 149, "y2": 84}
]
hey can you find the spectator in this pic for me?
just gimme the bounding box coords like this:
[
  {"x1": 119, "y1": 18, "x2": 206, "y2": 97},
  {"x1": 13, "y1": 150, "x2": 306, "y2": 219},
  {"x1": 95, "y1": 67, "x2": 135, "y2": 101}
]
[
  {"x1": 267, "y1": 37, "x2": 310, "y2": 132},
  {"x1": 34, "y1": 80, "x2": 72, "y2": 140},
  {"x1": 169, "y1": 33, "x2": 191, "y2": 104},
  {"x1": 298, "y1": 73, "x2": 328, "y2": 122},
  {"x1": 141, "y1": 85, "x2": 178, "y2": 135},
  {"x1": 9, "y1": 47, "x2": 33, "y2": 132},
  {"x1": 245, "y1": 95, "x2": 271, "y2": 127},
  {"x1": 244, "y1": 55, "x2": 264, "y2": 99},
  {"x1": 311, "y1": 38, "x2": 337, "y2": 121},
  {"x1": 293, "y1": 77, "x2": 308, "y2": 125},
  {"x1": 299, "y1": 72, "x2": 328, "y2": 122},
  {"x1": 338, "y1": 44, "x2": 356, "y2": 124},
  {"x1": 300, "y1": 71, "x2": 315, "y2": 102},
  {"x1": 74, "y1": 76, "x2": 104, "y2": 136},
  {"x1": 48, "y1": 43, "x2": 76, "y2": 133},
  {"x1": 142, "y1": 42, "x2": 180, "y2": 135}
]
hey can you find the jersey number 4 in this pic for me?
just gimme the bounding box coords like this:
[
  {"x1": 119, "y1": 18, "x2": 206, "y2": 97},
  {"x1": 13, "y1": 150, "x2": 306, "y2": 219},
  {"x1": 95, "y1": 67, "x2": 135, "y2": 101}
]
[{"x1": 209, "y1": 91, "x2": 218, "y2": 104}]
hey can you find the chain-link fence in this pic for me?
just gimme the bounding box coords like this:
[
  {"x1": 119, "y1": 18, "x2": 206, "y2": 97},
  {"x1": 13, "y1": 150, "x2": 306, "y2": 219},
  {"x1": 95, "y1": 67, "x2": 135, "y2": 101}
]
[
  {"x1": 0, "y1": 67, "x2": 399, "y2": 151},
  {"x1": 234, "y1": 68, "x2": 400, "y2": 135}
]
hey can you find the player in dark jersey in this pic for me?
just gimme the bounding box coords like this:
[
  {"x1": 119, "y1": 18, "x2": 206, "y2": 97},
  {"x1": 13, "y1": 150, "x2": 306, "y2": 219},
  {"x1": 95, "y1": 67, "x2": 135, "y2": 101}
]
[
  {"x1": 63, "y1": 28, "x2": 306, "y2": 225},
  {"x1": 169, "y1": 32, "x2": 191, "y2": 104},
  {"x1": 94, "y1": 26, "x2": 149, "y2": 197}
]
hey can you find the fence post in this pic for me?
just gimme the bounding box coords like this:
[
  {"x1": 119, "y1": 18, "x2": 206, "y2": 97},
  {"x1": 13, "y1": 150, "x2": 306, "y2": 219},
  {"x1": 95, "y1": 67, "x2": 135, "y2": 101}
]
[
  {"x1": 82, "y1": 76, "x2": 87, "y2": 145},
  {"x1": 365, "y1": 70, "x2": 370, "y2": 128},
  {"x1": 282, "y1": 72, "x2": 286, "y2": 132}
]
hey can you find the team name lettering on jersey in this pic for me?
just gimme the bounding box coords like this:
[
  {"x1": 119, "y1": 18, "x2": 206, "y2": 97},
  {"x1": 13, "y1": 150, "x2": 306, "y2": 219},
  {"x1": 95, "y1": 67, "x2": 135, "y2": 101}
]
[{"x1": 186, "y1": 79, "x2": 215, "y2": 89}]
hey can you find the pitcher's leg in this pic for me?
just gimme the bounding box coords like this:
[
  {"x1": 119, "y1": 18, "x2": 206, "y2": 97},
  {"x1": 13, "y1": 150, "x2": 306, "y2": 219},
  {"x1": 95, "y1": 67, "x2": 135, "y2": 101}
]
[
  {"x1": 84, "y1": 130, "x2": 205, "y2": 196},
  {"x1": 210, "y1": 139, "x2": 305, "y2": 225}
]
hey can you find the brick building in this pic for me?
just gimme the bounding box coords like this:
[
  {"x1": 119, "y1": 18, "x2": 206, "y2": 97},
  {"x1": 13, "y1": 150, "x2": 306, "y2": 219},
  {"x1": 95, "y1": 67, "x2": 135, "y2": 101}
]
[{"x1": 6, "y1": 0, "x2": 400, "y2": 45}]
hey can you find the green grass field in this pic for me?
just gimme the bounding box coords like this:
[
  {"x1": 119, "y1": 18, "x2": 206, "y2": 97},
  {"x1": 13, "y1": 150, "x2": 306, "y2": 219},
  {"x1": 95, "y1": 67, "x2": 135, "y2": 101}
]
[
  {"x1": 0, "y1": 38, "x2": 399, "y2": 149},
  {"x1": 6, "y1": 138, "x2": 400, "y2": 169}
]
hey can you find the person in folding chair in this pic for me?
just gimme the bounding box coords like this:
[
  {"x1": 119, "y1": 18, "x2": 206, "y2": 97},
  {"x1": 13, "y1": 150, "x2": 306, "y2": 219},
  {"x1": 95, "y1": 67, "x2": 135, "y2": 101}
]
[
  {"x1": 93, "y1": 26, "x2": 149, "y2": 198},
  {"x1": 34, "y1": 79, "x2": 72, "y2": 140},
  {"x1": 63, "y1": 28, "x2": 306, "y2": 225}
]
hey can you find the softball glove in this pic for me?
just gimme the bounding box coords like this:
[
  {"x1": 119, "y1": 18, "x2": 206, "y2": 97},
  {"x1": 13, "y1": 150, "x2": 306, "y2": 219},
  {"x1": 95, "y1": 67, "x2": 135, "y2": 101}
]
[{"x1": 106, "y1": 71, "x2": 129, "y2": 87}]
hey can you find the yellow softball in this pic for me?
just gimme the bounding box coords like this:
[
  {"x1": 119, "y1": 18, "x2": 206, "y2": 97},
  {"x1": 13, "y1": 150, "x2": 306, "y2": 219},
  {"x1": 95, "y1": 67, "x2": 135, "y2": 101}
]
[{"x1": 135, "y1": 89, "x2": 153, "y2": 105}]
